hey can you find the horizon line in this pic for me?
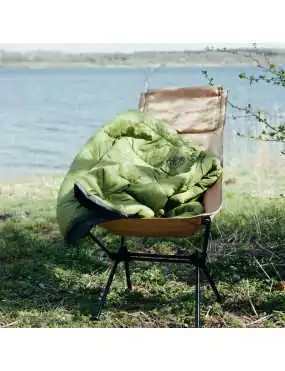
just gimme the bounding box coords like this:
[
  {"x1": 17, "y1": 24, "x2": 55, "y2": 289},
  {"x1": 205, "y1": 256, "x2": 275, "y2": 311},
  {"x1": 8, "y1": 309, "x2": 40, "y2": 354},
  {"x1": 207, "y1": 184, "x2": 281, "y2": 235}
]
[{"x1": 1, "y1": 46, "x2": 285, "y2": 55}]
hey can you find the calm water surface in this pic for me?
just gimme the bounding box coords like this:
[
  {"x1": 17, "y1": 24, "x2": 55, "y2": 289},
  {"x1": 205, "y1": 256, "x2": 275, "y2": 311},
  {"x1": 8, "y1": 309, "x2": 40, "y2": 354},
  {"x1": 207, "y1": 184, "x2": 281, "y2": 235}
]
[{"x1": 0, "y1": 66, "x2": 284, "y2": 179}]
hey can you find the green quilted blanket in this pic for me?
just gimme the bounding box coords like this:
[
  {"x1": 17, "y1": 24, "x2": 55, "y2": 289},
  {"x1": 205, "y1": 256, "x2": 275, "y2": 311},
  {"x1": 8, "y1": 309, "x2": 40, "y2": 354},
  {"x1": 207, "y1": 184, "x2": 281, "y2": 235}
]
[{"x1": 57, "y1": 111, "x2": 222, "y2": 237}]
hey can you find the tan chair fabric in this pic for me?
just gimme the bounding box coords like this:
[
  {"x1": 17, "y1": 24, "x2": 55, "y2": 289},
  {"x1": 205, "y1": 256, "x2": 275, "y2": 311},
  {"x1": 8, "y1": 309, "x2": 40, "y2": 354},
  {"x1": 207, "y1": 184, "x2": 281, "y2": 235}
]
[
  {"x1": 102, "y1": 86, "x2": 227, "y2": 237},
  {"x1": 139, "y1": 86, "x2": 226, "y2": 160}
]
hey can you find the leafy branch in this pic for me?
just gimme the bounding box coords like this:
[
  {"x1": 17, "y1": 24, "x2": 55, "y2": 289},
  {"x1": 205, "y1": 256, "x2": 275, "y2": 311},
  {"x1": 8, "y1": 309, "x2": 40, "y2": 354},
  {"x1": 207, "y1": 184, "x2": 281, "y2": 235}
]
[{"x1": 201, "y1": 46, "x2": 285, "y2": 153}]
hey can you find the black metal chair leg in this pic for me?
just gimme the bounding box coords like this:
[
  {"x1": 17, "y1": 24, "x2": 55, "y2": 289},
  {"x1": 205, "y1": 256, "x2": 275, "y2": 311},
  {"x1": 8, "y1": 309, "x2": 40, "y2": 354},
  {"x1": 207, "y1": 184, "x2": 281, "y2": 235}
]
[
  {"x1": 120, "y1": 237, "x2": 132, "y2": 291},
  {"x1": 88, "y1": 221, "x2": 223, "y2": 325},
  {"x1": 93, "y1": 260, "x2": 119, "y2": 320},
  {"x1": 195, "y1": 265, "x2": 201, "y2": 328},
  {"x1": 124, "y1": 260, "x2": 132, "y2": 291},
  {"x1": 201, "y1": 264, "x2": 223, "y2": 303}
]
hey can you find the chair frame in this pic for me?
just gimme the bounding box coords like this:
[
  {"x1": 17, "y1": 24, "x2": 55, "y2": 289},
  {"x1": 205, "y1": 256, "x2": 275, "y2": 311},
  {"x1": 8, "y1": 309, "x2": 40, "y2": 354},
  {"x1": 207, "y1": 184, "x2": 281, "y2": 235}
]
[
  {"x1": 62, "y1": 86, "x2": 227, "y2": 327},
  {"x1": 88, "y1": 215, "x2": 222, "y2": 328}
]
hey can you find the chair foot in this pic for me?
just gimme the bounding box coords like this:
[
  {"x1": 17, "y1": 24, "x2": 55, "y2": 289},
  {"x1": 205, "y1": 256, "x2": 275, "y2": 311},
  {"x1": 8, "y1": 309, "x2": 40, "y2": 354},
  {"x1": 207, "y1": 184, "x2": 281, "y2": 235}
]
[
  {"x1": 93, "y1": 260, "x2": 119, "y2": 321},
  {"x1": 201, "y1": 264, "x2": 223, "y2": 303}
]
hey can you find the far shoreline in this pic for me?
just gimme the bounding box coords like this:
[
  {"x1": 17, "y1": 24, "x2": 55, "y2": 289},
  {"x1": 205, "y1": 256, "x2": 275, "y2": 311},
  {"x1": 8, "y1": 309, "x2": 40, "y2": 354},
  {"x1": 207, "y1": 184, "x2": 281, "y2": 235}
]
[
  {"x1": 1, "y1": 47, "x2": 285, "y2": 69},
  {"x1": 0, "y1": 62, "x2": 268, "y2": 69}
]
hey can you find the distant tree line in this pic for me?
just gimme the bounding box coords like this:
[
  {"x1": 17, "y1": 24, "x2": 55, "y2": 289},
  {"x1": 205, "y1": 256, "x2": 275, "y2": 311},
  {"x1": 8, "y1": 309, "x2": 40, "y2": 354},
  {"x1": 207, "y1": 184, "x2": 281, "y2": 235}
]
[{"x1": 1, "y1": 48, "x2": 285, "y2": 67}]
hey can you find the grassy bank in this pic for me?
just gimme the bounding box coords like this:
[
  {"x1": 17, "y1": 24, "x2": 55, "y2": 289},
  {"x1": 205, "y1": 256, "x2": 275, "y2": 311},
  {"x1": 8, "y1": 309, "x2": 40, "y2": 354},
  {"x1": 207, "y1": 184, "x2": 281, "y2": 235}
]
[{"x1": 0, "y1": 177, "x2": 285, "y2": 328}]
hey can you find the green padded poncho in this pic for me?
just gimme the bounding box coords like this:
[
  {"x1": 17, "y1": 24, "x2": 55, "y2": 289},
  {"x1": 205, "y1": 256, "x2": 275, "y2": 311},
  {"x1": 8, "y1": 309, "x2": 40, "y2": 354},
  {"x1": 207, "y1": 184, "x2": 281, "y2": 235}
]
[{"x1": 57, "y1": 111, "x2": 222, "y2": 237}]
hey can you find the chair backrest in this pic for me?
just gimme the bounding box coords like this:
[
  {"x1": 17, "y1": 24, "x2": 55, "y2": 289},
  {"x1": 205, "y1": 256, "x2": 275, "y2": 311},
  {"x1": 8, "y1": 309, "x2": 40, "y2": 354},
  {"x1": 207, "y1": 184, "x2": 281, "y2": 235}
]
[
  {"x1": 139, "y1": 86, "x2": 228, "y2": 216},
  {"x1": 139, "y1": 86, "x2": 227, "y2": 161}
]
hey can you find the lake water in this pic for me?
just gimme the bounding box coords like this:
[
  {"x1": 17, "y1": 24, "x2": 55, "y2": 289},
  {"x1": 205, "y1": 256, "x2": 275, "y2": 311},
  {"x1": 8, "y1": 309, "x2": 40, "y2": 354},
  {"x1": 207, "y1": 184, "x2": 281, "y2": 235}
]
[{"x1": 0, "y1": 66, "x2": 284, "y2": 183}]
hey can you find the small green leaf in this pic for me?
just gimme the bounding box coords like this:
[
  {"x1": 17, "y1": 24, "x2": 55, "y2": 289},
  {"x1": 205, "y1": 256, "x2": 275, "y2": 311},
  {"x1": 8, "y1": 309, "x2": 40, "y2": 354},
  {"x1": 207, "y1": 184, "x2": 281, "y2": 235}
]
[{"x1": 238, "y1": 72, "x2": 246, "y2": 79}]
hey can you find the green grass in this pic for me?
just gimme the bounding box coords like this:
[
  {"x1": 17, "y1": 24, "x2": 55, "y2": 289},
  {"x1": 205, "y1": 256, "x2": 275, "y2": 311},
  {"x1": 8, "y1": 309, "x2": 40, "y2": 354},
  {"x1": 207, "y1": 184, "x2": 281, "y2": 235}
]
[{"x1": 0, "y1": 177, "x2": 285, "y2": 328}]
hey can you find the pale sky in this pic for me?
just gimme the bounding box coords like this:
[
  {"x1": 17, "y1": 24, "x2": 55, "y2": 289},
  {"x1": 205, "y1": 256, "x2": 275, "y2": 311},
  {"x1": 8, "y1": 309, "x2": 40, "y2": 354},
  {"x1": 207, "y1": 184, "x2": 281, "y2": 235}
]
[{"x1": 0, "y1": 1, "x2": 284, "y2": 51}]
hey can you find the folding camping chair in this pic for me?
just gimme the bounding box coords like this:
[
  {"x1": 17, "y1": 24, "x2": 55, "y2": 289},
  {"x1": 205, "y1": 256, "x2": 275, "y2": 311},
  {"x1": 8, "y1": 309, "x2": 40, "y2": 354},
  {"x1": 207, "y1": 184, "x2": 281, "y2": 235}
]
[{"x1": 65, "y1": 85, "x2": 228, "y2": 328}]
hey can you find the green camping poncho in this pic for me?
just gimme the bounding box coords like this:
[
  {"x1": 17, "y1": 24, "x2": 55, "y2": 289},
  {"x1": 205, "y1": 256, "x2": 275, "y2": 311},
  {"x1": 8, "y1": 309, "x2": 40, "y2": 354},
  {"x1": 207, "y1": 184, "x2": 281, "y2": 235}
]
[{"x1": 57, "y1": 111, "x2": 222, "y2": 237}]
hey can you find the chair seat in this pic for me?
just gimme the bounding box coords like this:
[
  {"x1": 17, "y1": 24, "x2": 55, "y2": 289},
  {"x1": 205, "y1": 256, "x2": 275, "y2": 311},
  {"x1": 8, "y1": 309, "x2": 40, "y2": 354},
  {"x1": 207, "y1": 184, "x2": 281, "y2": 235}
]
[
  {"x1": 102, "y1": 215, "x2": 202, "y2": 237},
  {"x1": 102, "y1": 180, "x2": 222, "y2": 237}
]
